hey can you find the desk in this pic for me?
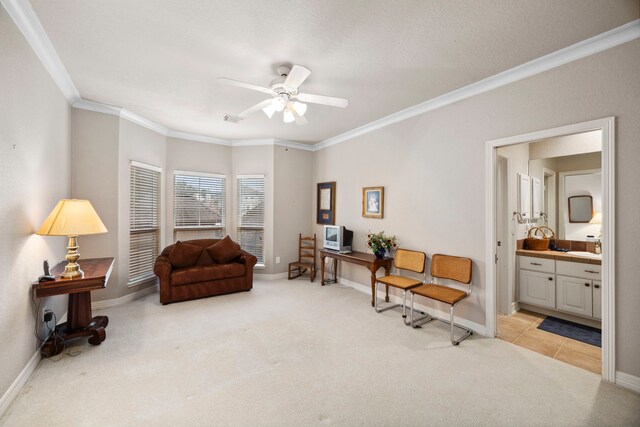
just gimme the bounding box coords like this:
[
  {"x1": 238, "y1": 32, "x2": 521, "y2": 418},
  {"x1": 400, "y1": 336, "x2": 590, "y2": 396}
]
[
  {"x1": 320, "y1": 250, "x2": 392, "y2": 306},
  {"x1": 34, "y1": 257, "x2": 114, "y2": 357}
]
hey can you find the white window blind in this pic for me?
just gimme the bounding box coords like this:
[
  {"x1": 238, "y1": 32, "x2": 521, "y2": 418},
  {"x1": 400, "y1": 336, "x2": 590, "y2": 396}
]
[
  {"x1": 129, "y1": 163, "x2": 161, "y2": 285},
  {"x1": 237, "y1": 175, "x2": 265, "y2": 266},
  {"x1": 174, "y1": 172, "x2": 226, "y2": 242}
]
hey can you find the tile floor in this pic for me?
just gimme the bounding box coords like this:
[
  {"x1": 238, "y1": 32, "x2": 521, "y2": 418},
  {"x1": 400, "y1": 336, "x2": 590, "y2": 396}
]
[{"x1": 497, "y1": 309, "x2": 602, "y2": 374}]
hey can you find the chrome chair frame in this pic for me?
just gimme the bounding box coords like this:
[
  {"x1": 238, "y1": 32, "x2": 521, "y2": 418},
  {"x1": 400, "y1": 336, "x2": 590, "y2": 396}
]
[
  {"x1": 409, "y1": 287, "x2": 473, "y2": 345},
  {"x1": 374, "y1": 259, "x2": 429, "y2": 326}
]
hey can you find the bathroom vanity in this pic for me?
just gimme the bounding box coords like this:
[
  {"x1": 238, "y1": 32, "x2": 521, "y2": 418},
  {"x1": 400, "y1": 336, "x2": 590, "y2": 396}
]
[{"x1": 517, "y1": 249, "x2": 601, "y2": 324}]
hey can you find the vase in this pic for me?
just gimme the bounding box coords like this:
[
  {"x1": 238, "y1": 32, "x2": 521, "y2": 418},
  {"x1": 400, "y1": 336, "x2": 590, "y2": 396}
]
[{"x1": 374, "y1": 248, "x2": 386, "y2": 259}]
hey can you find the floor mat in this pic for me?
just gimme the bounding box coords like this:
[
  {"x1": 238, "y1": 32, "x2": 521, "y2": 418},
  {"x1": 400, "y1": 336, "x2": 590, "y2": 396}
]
[{"x1": 538, "y1": 316, "x2": 601, "y2": 347}]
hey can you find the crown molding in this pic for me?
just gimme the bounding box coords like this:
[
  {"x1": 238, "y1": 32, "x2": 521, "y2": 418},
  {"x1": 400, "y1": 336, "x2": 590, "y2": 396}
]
[
  {"x1": 167, "y1": 130, "x2": 231, "y2": 146},
  {"x1": 315, "y1": 19, "x2": 640, "y2": 151},
  {"x1": 5, "y1": 0, "x2": 638, "y2": 153},
  {"x1": 274, "y1": 139, "x2": 315, "y2": 152},
  {"x1": 1, "y1": 0, "x2": 80, "y2": 102}
]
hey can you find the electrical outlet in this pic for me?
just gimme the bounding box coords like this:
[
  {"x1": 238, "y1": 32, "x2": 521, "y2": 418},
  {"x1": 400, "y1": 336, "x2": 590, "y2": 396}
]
[
  {"x1": 275, "y1": 257, "x2": 281, "y2": 264},
  {"x1": 43, "y1": 309, "x2": 53, "y2": 323}
]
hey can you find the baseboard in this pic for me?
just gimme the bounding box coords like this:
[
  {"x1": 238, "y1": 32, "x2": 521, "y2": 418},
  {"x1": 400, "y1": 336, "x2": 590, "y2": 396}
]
[
  {"x1": 0, "y1": 350, "x2": 40, "y2": 418},
  {"x1": 337, "y1": 276, "x2": 488, "y2": 336},
  {"x1": 254, "y1": 272, "x2": 289, "y2": 281},
  {"x1": 616, "y1": 371, "x2": 640, "y2": 394},
  {"x1": 91, "y1": 284, "x2": 159, "y2": 310}
]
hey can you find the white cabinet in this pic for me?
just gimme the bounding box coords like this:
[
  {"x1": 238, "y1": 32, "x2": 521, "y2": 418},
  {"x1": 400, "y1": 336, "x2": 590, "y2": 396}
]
[
  {"x1": 556, "y1": 275, "x2": 593, "y2": 317},
  {"x1": 593, "y1": 280, "x2": 602, "y2": 320},
  {"x1": 518, "y1": 255, "x2": 602, "y2": 321},
  {"x1": 518, "y1": 173, "x2": 531, "y2": 219},
  {"x1": 519, "y1": 269, "x2": 555, "y2": 309}
]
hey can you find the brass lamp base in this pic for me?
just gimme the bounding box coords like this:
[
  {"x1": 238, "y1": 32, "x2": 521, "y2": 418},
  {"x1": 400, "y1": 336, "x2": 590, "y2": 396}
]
[{"x1": 60, "y1": 235, "x2": 85, "y2": 280}]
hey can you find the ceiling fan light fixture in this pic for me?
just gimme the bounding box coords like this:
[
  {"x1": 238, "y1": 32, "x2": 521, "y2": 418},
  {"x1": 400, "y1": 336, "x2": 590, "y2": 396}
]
[
  {"x1": 283, "y1": 110, "x2": 295, "y2": 123},
  {"x1": 262, "y1": 104, "x2": 275, "y2": 118},
  {"x1": 272, "y1": 96, "x2": 286, "y2": 112},
  {"x1": 292, "y1": 101, "x2": 307, "y2": 116}
]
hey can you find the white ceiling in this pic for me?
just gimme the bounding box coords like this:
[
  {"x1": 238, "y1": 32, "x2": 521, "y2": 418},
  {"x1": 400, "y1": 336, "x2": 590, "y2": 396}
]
[{"x1": 30, "y1": 0, "x2": 638, "y2": 144}]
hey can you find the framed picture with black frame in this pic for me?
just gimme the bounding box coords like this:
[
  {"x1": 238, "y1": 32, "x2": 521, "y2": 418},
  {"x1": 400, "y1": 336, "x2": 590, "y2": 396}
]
[{"x1": 317, "y1": 182, "x2": 336, "y2": 224}]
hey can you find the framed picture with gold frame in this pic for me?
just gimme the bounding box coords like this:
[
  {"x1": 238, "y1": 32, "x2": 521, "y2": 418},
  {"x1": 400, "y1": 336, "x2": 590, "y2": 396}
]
[
  {"x1": 317, "y1": 182, "x2": 336, "y2": 224},
  {"x1": 362, "y1": 186, "x2": 384, "y2": 218}
]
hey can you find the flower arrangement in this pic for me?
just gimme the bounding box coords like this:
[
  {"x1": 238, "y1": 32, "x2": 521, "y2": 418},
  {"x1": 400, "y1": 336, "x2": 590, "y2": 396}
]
[{"x1": 367, "y1": 231, "x2": 397, "y2": 257}]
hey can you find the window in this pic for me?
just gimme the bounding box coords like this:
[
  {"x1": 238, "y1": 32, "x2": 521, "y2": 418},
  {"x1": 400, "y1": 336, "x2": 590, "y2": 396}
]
[
  {"x1": 173, "y1": 172, "x2": 226, "y2": 242},
  {"x1": 237, "y1": 175, "x2": 265, "y2": 266},
  {"x1": 129, "y1": 162, "x2": 161, "y2": 285}
]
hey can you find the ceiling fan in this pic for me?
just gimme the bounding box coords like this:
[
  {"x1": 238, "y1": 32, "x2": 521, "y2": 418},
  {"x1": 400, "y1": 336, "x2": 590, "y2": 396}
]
[{"x1": 219, "y1": 65, "x2": 348, "y2": 125}]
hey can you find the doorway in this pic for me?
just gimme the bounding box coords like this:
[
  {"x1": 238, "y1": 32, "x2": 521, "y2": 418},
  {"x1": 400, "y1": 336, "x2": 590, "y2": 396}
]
[{"x1": 485, "y1": 117, "x2": 615, "y2": 382}]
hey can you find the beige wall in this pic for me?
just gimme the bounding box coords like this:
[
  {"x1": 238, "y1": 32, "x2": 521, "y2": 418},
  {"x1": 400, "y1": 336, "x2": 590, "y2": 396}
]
[
  {"x1": 0, "y1": 7, "x2": 70, "y2": 402},
  {"x1": 165, "y1": 137, "x2": 232, "y2": 243},
  {"x1": 70, "y1": 109, "x2": 120, "y2": 299},
  {"x1": 529, "y1": 130, "x2": 601, "y2": 160},
  {"x1": 312, "y1": 39, "x2": 640, "y2": 376},
  {"x1": 273, "y1": 146, "x2": 313, "y2": 274}
]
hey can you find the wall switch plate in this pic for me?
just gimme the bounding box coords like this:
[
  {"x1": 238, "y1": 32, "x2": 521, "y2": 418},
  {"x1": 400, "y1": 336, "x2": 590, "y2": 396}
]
[{"x1": 275, "y1": 257, "x2": 281, "y2": 264}]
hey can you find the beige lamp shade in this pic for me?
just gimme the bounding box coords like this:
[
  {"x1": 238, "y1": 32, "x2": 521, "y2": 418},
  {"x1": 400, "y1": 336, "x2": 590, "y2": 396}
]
[
  {"x1": 37, "y1": 199, "x2": 107, "y2": 236},
  {"x1": 589, "y1": 212, "x2": 602, "y2": 225}
]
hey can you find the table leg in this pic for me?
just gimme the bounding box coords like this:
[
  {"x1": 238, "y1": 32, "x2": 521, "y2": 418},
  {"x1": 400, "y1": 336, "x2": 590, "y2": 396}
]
[
  {"x1": 370, "y1": 272, "x2": 376, "y2": 307},
  {"x1": 384, "y1": 266, "x2": 391, "y2": 302},
  {"x1": 332, "y1": 259, "x2": 337, "y2": 283},
  {"x1": 321, "y1": 254, "x2": 326, "y2": 286}
]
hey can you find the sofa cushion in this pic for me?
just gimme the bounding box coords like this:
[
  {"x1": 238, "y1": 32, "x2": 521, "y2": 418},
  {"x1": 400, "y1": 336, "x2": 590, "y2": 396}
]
[
  {"x1": 206, "y1": 236, "x2": 243, "y2": 263},
  {"x1": 171, "y1": 263, "x2": 246, "y2": 286},
  {"x1": 168, "y1": 241, "x2": 204, "y2": 269}
]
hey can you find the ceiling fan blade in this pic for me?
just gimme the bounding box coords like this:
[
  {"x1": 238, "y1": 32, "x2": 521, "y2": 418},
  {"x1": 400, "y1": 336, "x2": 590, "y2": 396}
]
[
  {"x1": 238, "y1": 99, "x2": 273, "y2": 118},
  {"x1": 283, "y1": 65, "x2": 311, "y2": 91},
  {"x1": 296, "y1": 93, "x2": 348, "y2": 108},
  {"x1": 217, "y1": 78, "x2": 274, "y2": 95}
]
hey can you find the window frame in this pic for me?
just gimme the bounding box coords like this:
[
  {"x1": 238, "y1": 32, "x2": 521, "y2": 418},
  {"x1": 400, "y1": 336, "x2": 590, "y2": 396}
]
[
  {"x1": 173, "y1": 170, "x2": 227, "y2": 242},
  {"x1": 236, "y1": 174, "x2": 265, "y2": 268},
  {"x1": 129, "y1": 160, "x2": 162, "y2": 287}
]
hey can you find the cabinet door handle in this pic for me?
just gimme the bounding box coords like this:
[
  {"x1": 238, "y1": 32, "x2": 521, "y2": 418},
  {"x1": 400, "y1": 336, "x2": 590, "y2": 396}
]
[
  {"x1": 584, "y1": 283, "x2": 590, "y2": 287},
  {"x1": 594, "y1": 284, "x2": 600, "y2": 289},
  {"x1": 548, "y1": 277, "x2": 553, "y2": 281},
  {"x1": 584, "y1": 270, "x2": 599, "y2": 274},
  {"x1": 530, "y1": 262, "x2": 542, "y2": 266}
]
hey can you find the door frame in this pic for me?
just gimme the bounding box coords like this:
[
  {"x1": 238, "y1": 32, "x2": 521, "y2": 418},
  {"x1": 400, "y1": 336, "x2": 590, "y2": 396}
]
[{"x1": 485, "y1": 117, "x2": 615, "y2": 382}]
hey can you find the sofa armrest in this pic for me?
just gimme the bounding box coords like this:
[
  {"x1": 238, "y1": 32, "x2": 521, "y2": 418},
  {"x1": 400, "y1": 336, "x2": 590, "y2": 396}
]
[
  {"x1": 154, "y1": 255, "x2": 173, "y2": 304},
  {"x1": 238, "y1": 251, "x2": 258, "y2": 269}
]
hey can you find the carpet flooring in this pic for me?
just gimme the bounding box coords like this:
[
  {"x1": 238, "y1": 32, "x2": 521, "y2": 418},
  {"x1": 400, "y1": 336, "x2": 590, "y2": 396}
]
[
  {"x1": 538, "y1": 316, "x2": 602, "y2": 347},
  {"x1": 2, "y1": 279, "x2": 639, "y2": 426}
]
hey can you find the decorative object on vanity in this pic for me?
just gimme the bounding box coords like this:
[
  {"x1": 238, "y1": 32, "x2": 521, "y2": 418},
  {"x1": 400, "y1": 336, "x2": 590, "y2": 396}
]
[
  {"x1": 288, "y1": 233, "x2": 317, "y2": 282},
  {"x1": 37, "y1": 199, "x2": 108, "y2": 279},
  {"x1": 367, "y1": 231, "x2": 397, "y2": 259},
  {"x1": 316, "y1": 182, "x2": 336, "y2": 225},
  {"x1": 589, "y1": 212, "x2": 602, "y2": 254},
  {"x1": 524, "y1": 226, "x2": 555, "y2": 251},
  {"x1": 34, "y1": 257, "x2": 114, "y2": 357},
  {"x1": 154, "y1": 237, "x2": 257, "y2": 304},
  {"x1": 568, "y1": 195, "x2": 593, "y2": 223},
  {"x1": 219, "y1": 64, "x2": 348, "y2": 125},
  {"x1": 362, "y1": 186, "x2": 384, "y2": 219}
]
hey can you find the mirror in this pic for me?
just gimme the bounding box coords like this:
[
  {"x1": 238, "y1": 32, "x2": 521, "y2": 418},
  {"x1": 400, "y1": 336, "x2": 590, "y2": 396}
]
[{"x1": 568, "y1": 195, "x2": 593, "y2": 223}]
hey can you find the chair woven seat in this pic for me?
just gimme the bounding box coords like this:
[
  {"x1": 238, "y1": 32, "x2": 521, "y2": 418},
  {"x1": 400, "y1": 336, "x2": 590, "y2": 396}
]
[
  {"x1": 411, "y1": 283, "x2": 467, "y2": 305},
  {"x1": 377, "y1": 275, "x2": 422, "y2": 289}
]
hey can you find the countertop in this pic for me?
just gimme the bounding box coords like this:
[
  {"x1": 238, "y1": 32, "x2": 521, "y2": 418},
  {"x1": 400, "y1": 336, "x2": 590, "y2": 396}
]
[{"x1": 516, "y1": 249, "x2": 601, "y2": 265}]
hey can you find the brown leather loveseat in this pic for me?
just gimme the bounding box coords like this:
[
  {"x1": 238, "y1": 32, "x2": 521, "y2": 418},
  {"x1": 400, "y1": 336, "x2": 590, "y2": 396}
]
[{"x1": 154, "y1": 236, "x2": 257, "y2": 305}]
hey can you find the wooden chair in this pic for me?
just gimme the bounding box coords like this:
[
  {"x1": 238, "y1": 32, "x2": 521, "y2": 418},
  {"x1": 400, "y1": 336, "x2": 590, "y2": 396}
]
[
  {"x1": 409, "y1": 254, "x2": 473, "y2": 345},
  {"x1": 374, "y1": 249, "x2": 427, "y2": 324},
  {"x1": 288, "y1": 234, "x2": 317, "y2": 282}
]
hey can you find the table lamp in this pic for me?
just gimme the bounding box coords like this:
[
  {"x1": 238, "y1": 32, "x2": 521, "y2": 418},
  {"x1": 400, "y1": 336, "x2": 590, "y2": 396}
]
[{"x1": 37, "y1": 199, "x2": 108, "y2": 279}]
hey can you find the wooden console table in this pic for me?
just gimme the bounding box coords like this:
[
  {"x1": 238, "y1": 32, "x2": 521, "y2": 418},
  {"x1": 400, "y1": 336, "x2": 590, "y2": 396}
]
[
  {"x1": 33, "y1": 257, "x2": 114, "y2": 357},
  {"x1": 320, "y1": 250, "x2": 392, "y2": 306}
]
